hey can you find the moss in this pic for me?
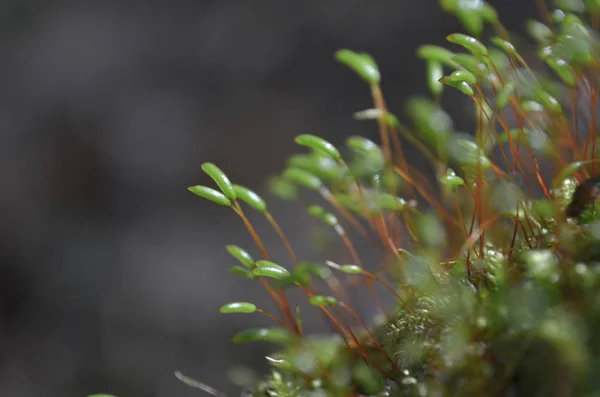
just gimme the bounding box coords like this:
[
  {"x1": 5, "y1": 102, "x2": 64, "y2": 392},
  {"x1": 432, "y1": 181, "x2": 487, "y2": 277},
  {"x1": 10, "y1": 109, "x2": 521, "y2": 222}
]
[{"x1": 180, "y1": 1, "x2": 600, "y2": 396}]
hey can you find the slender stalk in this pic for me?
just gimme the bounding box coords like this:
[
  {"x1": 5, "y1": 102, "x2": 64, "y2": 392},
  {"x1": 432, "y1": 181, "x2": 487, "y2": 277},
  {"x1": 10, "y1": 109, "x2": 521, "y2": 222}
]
[
  {"x1": 473, "y1": 88, "x2": 511, "y2": 170},
  {"x1": 508, "y1": 219, "x2": 520, "y2": 261},
  {"x1": 340, "y1": 302, "x2": 404, "y2": 374},
  {"x1": 361, "y1": 270, "x2": 414, "y2": 314},
  {"x1": 320, "y1": 187, "x2": 369, "y2": 237},
  {"x1": 265, "y1": 211, "x2": 298, "y2": 263},
  {"x1": 299, "y1": 286, "x2": 354, "y2": 348},
  {"x1": 256, "y1": 308, "x2": 287, "y2": 328},
  {"x1": 535, "y1": 0, "x2": 554, "y2": 31},
  {"x1": 370, "y1": 84, "x2": 392, "y2": 162},
  {"x1": 454, "y1": 191, "x2": 468, "y2": 236},
  {"x1": 335, "y1": 224, "x2": 388, "y2": 318},
  {"x1": 392, "y1": 166, "x2": 461, "y2": 228},
  {"x1": 389, "y1": 125, "x2": 416, "y2": 199},
  {"x1": 233, "y1": 202, "x2": 299, "y2": 335}
]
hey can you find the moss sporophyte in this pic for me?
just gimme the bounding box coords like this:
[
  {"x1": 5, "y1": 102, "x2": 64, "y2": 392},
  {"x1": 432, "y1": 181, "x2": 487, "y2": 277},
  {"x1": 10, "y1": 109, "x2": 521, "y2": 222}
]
[{"x1": 182, "y1": 1, "x2": 600, "y2": 397}]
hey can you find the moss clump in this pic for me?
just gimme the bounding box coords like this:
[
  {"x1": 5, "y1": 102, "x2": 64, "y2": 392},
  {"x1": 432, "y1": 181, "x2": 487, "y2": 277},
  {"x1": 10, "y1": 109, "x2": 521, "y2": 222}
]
[{"x1": 185, "y1": 0, "x2": 600, "y2": 396}]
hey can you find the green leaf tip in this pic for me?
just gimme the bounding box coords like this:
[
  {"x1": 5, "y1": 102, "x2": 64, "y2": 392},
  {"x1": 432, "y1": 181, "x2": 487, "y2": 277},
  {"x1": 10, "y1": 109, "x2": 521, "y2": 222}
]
[
  {"x1": 353, "y1": 109, "x2": 400, "y2": 128},
  {"x1": 340, "y1": 264, "x2": 363, "y2": 274},
  {"x1": 439, "y1": 77, "x2": 475, "y2": 96},
  {"x1": 490, "y1": 37, "x2": 518, "y2": 57},
  {"x1": 308, "y1": 205, "x2": 339, "y2": 227},
  {"x1": 308, "y1": 295, "x2": 339, "y2": 306},
  {"x1": 448, "y1": 69, "x2": 477, "y2": 85},
  {"x1": 376, "y1": 193, "x2": 407, "y2": 212},
  {"x1": 496, "y1": 81, "x2": 515, "y2": 109},
  {"x1": 447, "y1": 33, "x2": 488, "y2": 58},
  {"x1": 232, "y1": 327, "x2": 294, "y2": 345},
  {"x1": 533, "y1": 88, "x2": 562, "y2": 114},
  {"x1": 416, "y1": 45, "x2": 456, "y2": 66},
  {"x1": 451, "y1": 53, "x2": 484, "y2": 75},
  {"x1": 201, "y1": 162, "x2": 236, "y2": 201},
  {"x1": 287, "y1": 152, "x2": 343, "y2": 181},
  {"x1": 427, "y1": 61, "x2": 444, "y2": 97},
  {"x1": 346, "y1": 136, "x2": 380, "y2": 153},
  {"x1": 188, "y1": 185, "x2": 232, "y2": 207},
  {"x1": 226, "y1": 245, "x2": 254, "y2": 268},
  {"x1": 353, "y1": 108, "x2": 383, "y2": 121},
  {"x1": 405, "y1": 96, "x2": 453, "y2": 149},
  {"x1": 335, "y1": 49, "x2": 381, "y2": 84},
  {"x1": 451, "y1": 139, "x2": 491, "y2": 168},
  {"x1": 220, "y1": 302, "x2": 257, "y2": 313},
  {"x1": 440, "y1": 169, "x2": 465, "y2": 188},
  {"x1": 480, "y1": 3, "x2": 498, "y2": 23},
  {"x1": 527, "y1": 20, "x2": 553, "y2": 44},
  {"x1": 232, "y1": 184, "x2": 267, "y2": 212},
  {"x1": 295, "y1": 134, "x2": 341, "y2": 159},
  {"x1": 268, "y1": 175, "x2": 298, "y2": 200},
  {"x1": 544, "y1": 56, "x2": 576, "y2": 88},
  {"x1": 283, "y1": 168, "x2": 323, "y2": 190},
  {"x1": 521, "y1": 100, "x2": 545, "y2": 113},
  {"x1": 439, "y1": 69, "x2": 477, "y2": 96},
  {"x1": 254, "y1": 260, "x2": 291, "y2": 279}
]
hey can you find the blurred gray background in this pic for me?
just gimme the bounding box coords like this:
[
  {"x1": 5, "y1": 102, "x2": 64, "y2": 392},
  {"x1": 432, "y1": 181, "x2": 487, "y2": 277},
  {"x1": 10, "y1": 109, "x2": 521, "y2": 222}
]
[{"x1": 0, "y1": 1, "x2": 537, "y2": 396}]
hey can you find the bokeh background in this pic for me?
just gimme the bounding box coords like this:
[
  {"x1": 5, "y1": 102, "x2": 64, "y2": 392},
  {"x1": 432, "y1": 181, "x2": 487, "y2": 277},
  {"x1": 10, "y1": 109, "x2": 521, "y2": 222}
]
[{"x1": 0, "y1": 1, "x2": 539, "y2": 396}]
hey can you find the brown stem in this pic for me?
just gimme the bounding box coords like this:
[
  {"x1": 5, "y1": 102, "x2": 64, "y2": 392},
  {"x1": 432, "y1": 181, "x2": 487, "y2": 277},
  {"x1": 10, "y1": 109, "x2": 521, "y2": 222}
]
[
  {"x1": 265, "y1": 211, "x2": 298, "y2": 263},
  {"x1": 340, "y1": 302, "x2": 404, "y2": 375},
  {"x1": 320, "y1": 187, "x2": 369, "y2": 237},
  {"x1": 508, "y1": 219, "x2": 520, "y2": 261},
  {"x1": 233, "y1": 202, "x2": 299, "y2": 335},
  {"x1": 256, "y1": 308, "x2": 287, "y2": 328},
  {"x1": 454, "y1": 191, "x2": 468, "y2": 236},
  {"x1": 336, "y1": 224, "x2": 388, "y2": 318},
  {"x1": 389, "y1": 125, "x2": 416, "y2": 199},
  {"x1": 299, "y1": 286, "x2": 354, "y2": 347},
  {"x1": 473, "y1": 88, "x2": 511, "y2": 171},
  {"x1": 370, "y1": 83, "x2": 392, "y2": 162},
  {"x1": 362, "y1": 270, "x2": 415, "y2": 314},
  {"x1": 393, "y1": 166, "x2": 461, "y2": 228}
]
